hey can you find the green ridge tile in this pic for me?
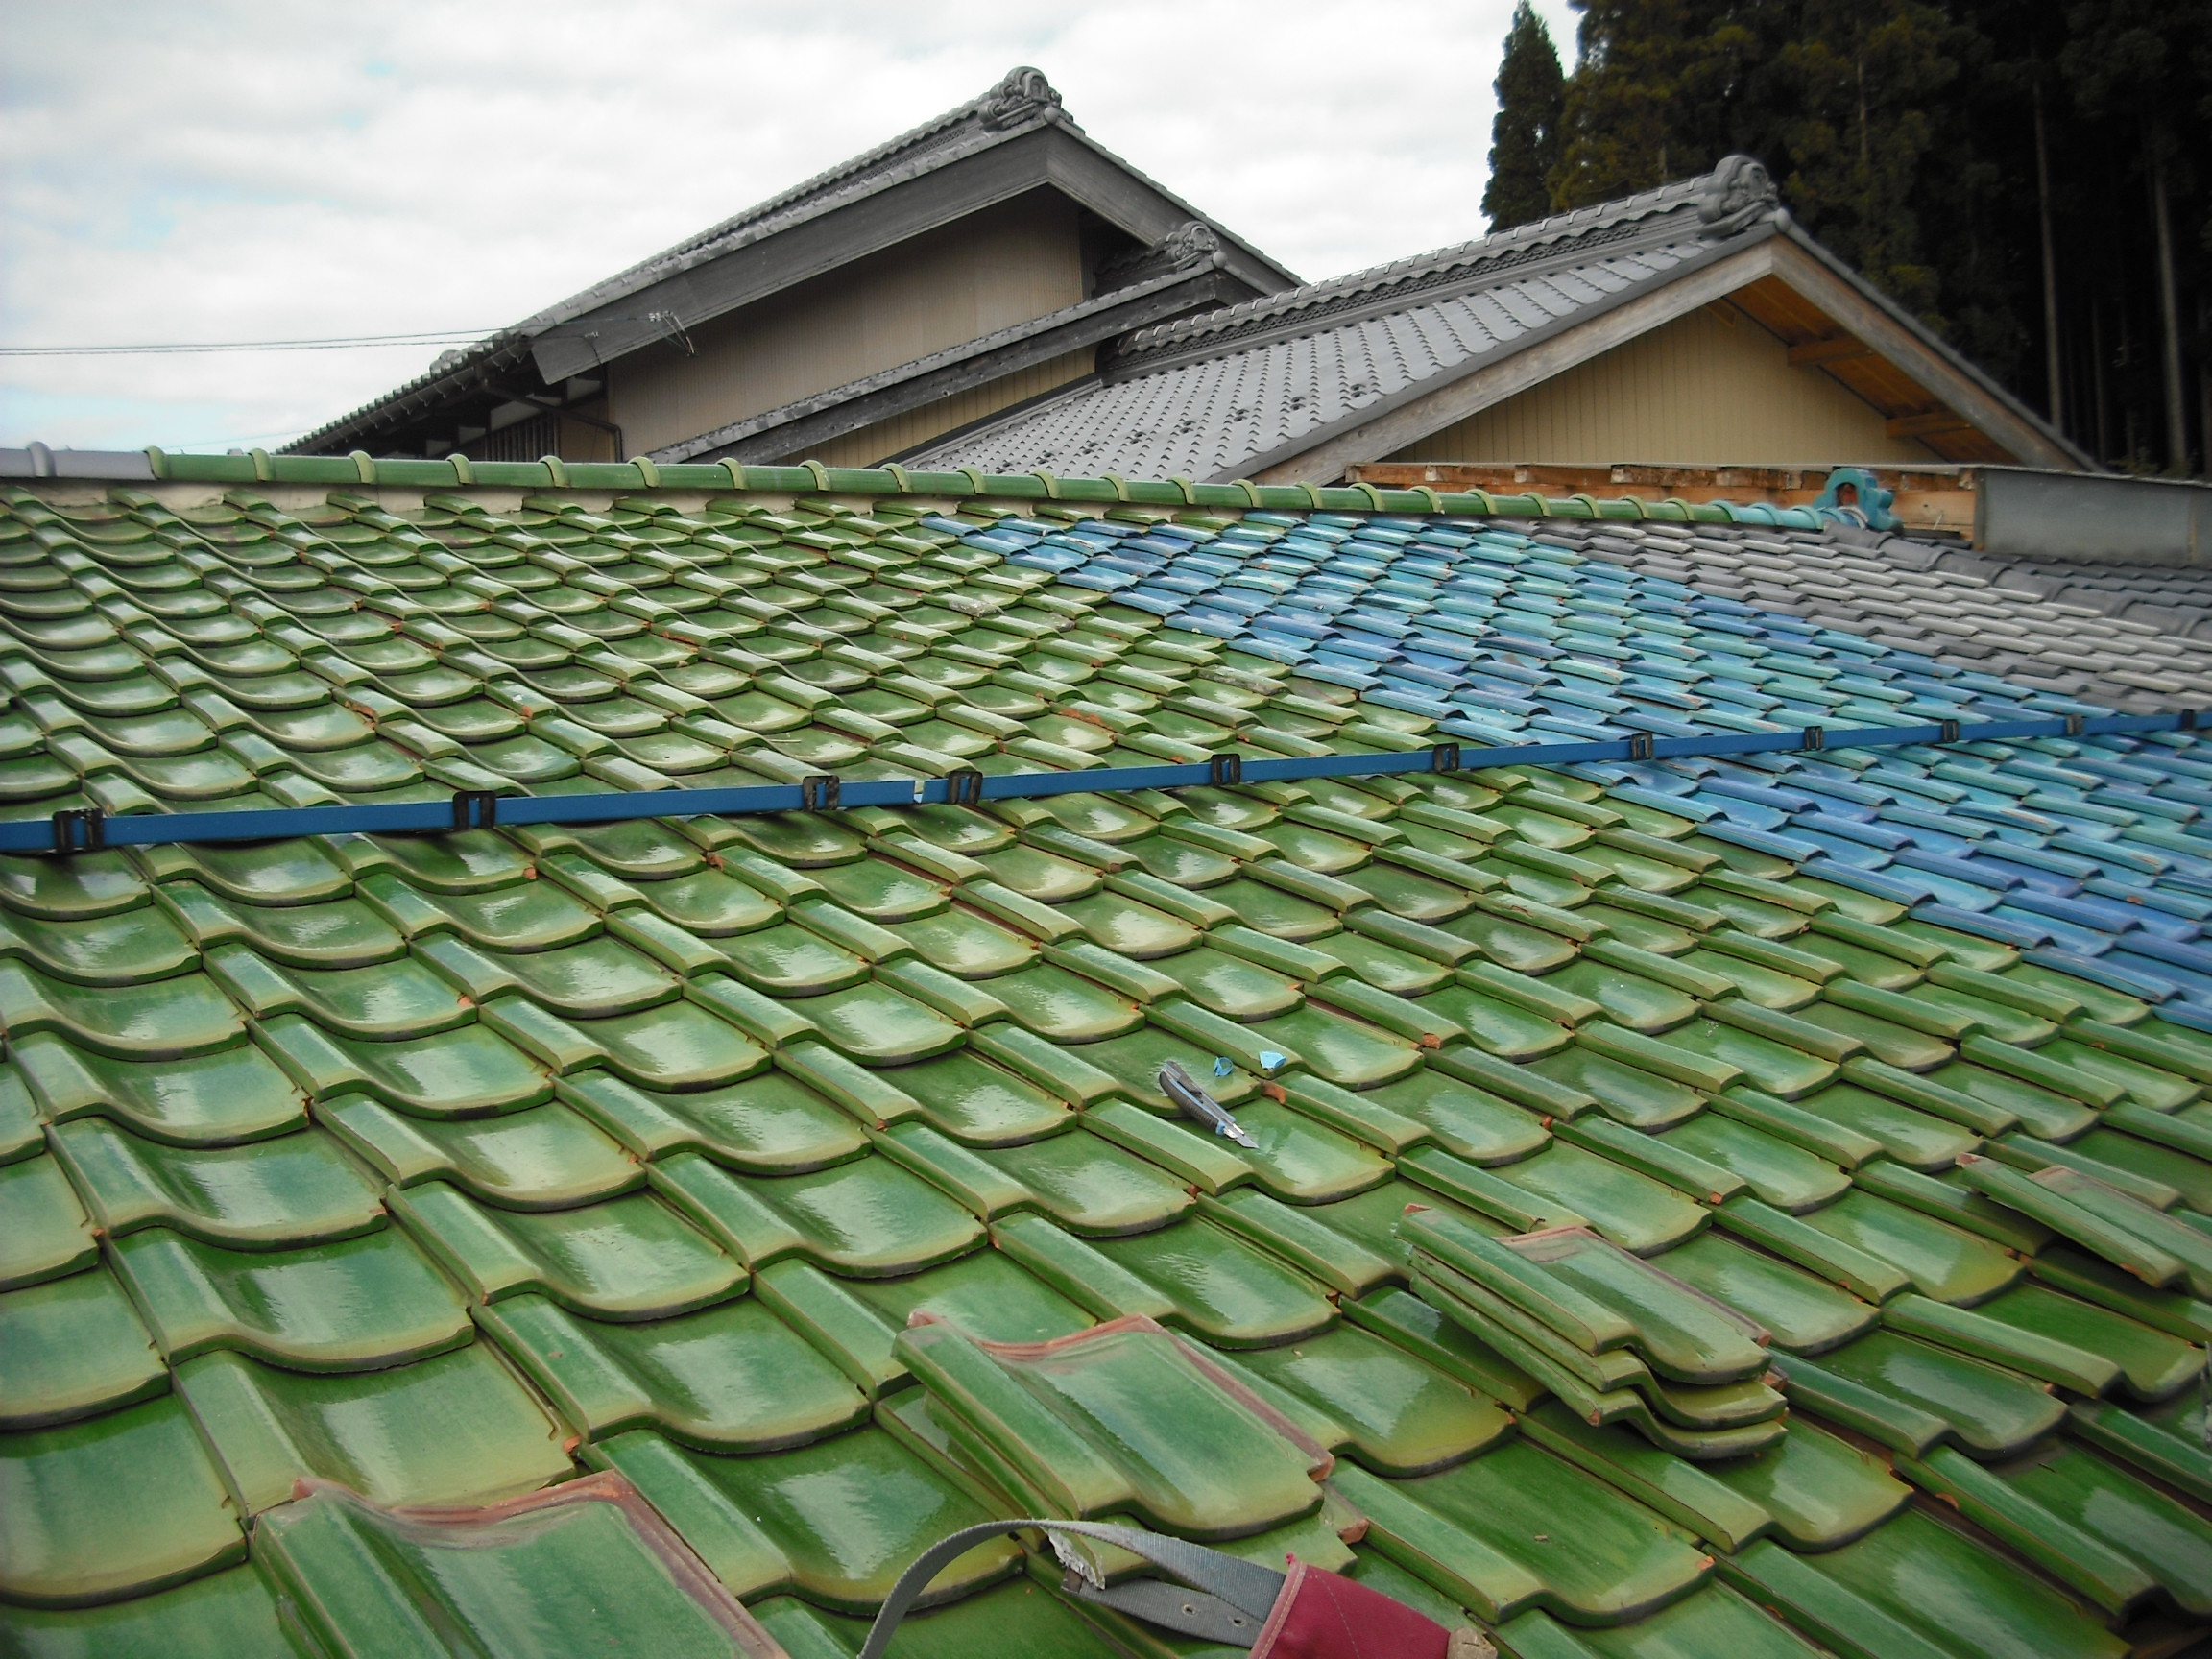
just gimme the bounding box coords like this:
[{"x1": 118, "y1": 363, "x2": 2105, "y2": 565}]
[
  {"x1": 0, "y1": 1266, "x2": 166, "y2": 1430},
  {"x1": 0, "y1": 1153, "x2": 97, "y2": 1289},
  {"x1": 652, "y1": 1149, "x2": 985, "y2": 1276},
  {"x1": 1719, "y1": 1508, "x2": 2125, "y2": 1659},
  {"x1": 316, "y1": 1094, "x2": 640, "y2": 1209},
  {"x1": 557, "y1": 1069, "x2": 868, "y2": 1172},
  {"x1": 177, "y1": 1342, "x2": 570, "y2": 1514},
  {"x1": 110, "y1": 1222, "x2": 470, "y2": 1370},
  {"x1": 255, "y1": 1475, "x2": 772, "y2": 1658},
  {"x1": 897, "y1": 1315, "x2": 1325, "y2": 1536},
  {"x1": 0, "y1": 1393, "x2": 247, "y2": 1607},
  {"x1": 0, "y1": 1562, "x2": 311, "y2": 1659},
  {"x1": 592, "y1": 1423, "x2": 1018, "y2": 1611},
  {"x1": 1649, "y1": 1231, "x2": 1876, "y2": 1354},
  {"x1": 1695, "y1": 1414, "x2": 1910, "y2": 1551},
  {"x1": 1779, "y1": 1329, "x2": 2065, "y2": 1457},
  {"x1": 393, "y1": 1182, "x2": 744, "y2": 1319},
  {"x1": 1092, "y1": 1216, "x2": 1336, "y2": 1346},
  {"x1": 255, "y1": 1015, "x2": 551, "y2": 1115},
  {"x1": 1335, "y1": 1439, "x2": 1711, "y2": 1626},
  {"x1": 1792, "y1": 1190, "x2": 2022, "y2": 1305},
  {"x1": 49, "y1": 1118, "x2": 382, "y2": 1246},
  {"x1": 13, "y1": 1030, "x2": 307, "y2": 1146}
]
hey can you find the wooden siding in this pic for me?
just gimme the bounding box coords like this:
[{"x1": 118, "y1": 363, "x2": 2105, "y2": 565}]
[
  {"x1": 610, "y1": 191, "x2": 1086, "y2": 457},
  {"x1": 805, "y1": 349, "x2": 1097, "y2": 469},
  {"x1": 1389, "y1": 302, "x2": 1938, "y2": 468}
]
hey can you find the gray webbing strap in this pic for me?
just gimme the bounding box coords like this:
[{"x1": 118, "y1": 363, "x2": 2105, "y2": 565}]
[{"x1": 856, "y1": 1518, "x2": 1286, "y2": 1659}]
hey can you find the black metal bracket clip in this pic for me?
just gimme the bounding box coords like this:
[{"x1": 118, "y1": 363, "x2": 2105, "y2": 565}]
[
  {"x1": 2064, "y1": 713, "x2": 2085, "y2": 736},
  {"x1": 51, "y1": 806, "x2": 105, "y2": 854},
  {"x1": 1626, "y1": 733, "x2": 1654, "y2": 760},
  {"x1": 1430, "y1": 742, "x2": 1461, "y2": 773},
  {"x1": 945, "y1": 769, "x2": 984, "y2": 806},
  {"x1": 451, "y1": 790, "x2": 499, "y2": 830},
  {"x1": 1800, "y1": 726, "x2": 1827, "y2": 751},
  {"x1": 1938, "y1": 719, "x2": 1961, "y2": 742},
  {"x1": 1208, "y1": 753, "x2": 1242, "y2": 786},
  {"x1": 2181, "y1": 709, "x2": 2200, "y2": 731},
  {"x1": 802, "y1": 774, "x2": 841, "y2": 811}
]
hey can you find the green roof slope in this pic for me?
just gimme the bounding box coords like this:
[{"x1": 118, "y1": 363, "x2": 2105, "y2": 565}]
[{"x1": 0, "y1": 467, "x2": 2208, "y2": 1658}]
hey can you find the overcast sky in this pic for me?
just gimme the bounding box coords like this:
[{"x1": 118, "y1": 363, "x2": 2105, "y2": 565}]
[{"x1": 1, "y1": 0, "x2": 1581, "y2": 454}]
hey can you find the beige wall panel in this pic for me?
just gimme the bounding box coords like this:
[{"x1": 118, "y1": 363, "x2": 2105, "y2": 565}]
[
  {"x1": 1389, "y1": 304, "x2": 1937, "y2": 467},
  {"x1": 613, "y1": 192, "x2": 1085, "y2": 456},
  {"x1": 805, "y1": 349, "x2": 1097, "y2": 469}
]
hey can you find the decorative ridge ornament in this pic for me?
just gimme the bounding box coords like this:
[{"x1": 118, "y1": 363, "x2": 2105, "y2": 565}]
[
  {"x1": 979, "y1": 65, "x2": 1065, "y2": 130},
  {"x1": 1696, "y1": 155, "x2": 1781, "y2": 238}
]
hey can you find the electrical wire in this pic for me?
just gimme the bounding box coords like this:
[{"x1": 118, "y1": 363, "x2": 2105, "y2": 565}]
[{"x1": 0, "y1": 329, "x2": 505, "y2": 358}]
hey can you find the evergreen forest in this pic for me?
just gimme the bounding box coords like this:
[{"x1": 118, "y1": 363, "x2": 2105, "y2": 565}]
[{"x1": 1483, "y1": 0, "x2": 2212, "y2": 475}]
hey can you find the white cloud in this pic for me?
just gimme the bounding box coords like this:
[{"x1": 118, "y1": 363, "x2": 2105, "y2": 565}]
[{"x1": 0, "y1": 0, "x2": 1582, "y2": 452}]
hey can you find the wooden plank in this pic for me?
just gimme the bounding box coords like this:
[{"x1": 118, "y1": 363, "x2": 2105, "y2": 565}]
[
  {"x1": 1787, "y1": 336, "x2": 1871, "y2": 367},
  {"x1": 1886, "y1": 410, "x2": 1976, "y2": 439}
]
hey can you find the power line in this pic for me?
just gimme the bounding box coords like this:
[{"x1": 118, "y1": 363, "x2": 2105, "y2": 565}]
[{"x1": 0, "y1": 329, "x2": 506, "y2": 359}]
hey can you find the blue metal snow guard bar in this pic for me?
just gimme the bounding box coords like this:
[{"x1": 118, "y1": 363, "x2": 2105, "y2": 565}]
[{"x1": 14, "y1": 710, "x2": 2198, "y2": 855}]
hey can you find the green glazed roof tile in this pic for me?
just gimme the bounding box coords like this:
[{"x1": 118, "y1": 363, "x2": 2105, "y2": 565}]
[
  {"x1": 0, "y1": 1266, "x2": 167, "y2": 1431},
  {"x1": 0, "y1": 1393, "x2": 247, "y2": 1606},
  {"x1": 392, "y1": 1182, "x2": 744, "y2": 1320},
  {"x1": 109, "y1": 1223, "x2": 471, "y2": 1371},
  {"x1": 0, "y1": 1153, "x2": 98, "y2": 1289},
  {"x1": 176, "y1": 1342, "x2": 570, "y2": 1513},
  {"x1": 556, "y1": 1068, "x2": 868, "y2": 1172},
  {"x1": 651, "y1": 1149, "x2": 984, "y2": 1276},
  {"x1": 14, "y1": 475, "x2": 2212, "y2": 1649},
  {"x1": 254, "y1": 1475, "x2": 779, "y2": 1657},
  {"x1": 0, "y1": 1563, "x2": 312, "y2": 1659},
  {"x1": 316, "y1": 1094, "x2": 639, "y2": 1209},
  {"x1": 591, "y1": 1423, "x2": 1018, "y2": 1611},
  {"x1": 14, "y1": 1030, "x2": 308, "y2": 1146},
  {"x1": 49, "y1": 1118, "x2": 382, "y2": 1246}
]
